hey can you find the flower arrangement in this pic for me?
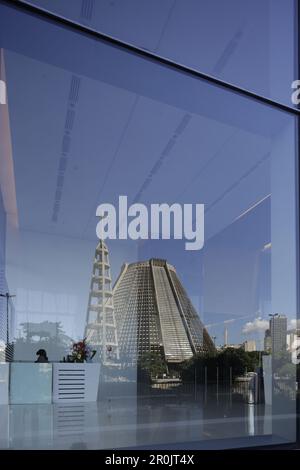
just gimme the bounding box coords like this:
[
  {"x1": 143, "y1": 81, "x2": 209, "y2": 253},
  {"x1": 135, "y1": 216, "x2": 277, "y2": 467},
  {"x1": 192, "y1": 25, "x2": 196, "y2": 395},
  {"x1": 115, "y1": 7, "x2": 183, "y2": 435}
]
[{"x1": 70, "y1": 338, "x2": 96, "y2": 363}]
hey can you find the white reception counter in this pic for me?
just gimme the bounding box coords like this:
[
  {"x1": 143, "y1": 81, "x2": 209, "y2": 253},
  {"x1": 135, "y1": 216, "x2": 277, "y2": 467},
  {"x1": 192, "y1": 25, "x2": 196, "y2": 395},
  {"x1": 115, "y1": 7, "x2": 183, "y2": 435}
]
[
  {"x1": 52, "y1": 363, "x2": 100, "y2": 403},
  {"x1": 0, "y1": 362, "x2": 100, "y2": 405},
  {"x1": 10, "y1": 363, "x2": 52, "y2": 404}
]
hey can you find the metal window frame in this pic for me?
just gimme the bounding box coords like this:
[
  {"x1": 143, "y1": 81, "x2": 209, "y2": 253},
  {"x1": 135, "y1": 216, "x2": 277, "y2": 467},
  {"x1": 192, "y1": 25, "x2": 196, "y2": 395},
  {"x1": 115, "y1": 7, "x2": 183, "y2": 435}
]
[
  {"x1": 4, "y1": 0, "x2": 300, "y2": 118},
  {"x1": 0, "y1": 0, "x2": 299, "y2": 451}
]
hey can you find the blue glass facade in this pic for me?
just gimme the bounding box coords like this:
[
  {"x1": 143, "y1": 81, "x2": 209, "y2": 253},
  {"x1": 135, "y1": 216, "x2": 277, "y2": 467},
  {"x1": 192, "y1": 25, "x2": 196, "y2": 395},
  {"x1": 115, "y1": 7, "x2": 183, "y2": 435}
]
[{"x1": 0, "y1": 0, "x2": 299, "y2": 450}]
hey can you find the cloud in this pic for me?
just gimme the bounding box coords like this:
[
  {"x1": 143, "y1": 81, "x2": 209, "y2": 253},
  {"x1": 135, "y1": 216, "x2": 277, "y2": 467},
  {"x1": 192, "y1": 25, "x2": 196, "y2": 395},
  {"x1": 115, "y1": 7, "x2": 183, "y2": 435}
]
[
  {"x1": 242, "y1": 318, "x2": 269, "y2": 334},
  {"x1": 289, "y1": 319, "x2": 300, "y2": 330}
]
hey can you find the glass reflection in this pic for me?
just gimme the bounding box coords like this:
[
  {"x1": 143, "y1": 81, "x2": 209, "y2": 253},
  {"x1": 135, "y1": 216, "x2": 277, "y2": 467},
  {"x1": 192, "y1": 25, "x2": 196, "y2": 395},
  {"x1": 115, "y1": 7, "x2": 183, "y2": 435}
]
[{"x1": 0, "y1": 2, "x2": 298, "y2": 449}]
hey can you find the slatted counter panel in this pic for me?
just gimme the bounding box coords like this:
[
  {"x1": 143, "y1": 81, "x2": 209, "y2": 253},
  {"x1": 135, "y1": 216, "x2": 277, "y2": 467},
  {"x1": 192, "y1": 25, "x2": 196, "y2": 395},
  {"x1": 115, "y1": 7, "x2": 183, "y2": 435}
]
[
  {"x1": 53, "y1": 403, "x2": 86, "y2": 439},
  {"x1": 52, "y1": 363, "x2": 100, "y2": 403}
]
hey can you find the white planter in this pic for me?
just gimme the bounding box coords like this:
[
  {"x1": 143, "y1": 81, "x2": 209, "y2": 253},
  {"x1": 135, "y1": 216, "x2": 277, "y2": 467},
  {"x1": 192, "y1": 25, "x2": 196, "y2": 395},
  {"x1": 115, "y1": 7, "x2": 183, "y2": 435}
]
[
  {"x1": 0, "y1": 363, "x2": 9, "y2": 405},
  {"x1": 52, "y1": 363, "x2": 100, "y2": 403}
]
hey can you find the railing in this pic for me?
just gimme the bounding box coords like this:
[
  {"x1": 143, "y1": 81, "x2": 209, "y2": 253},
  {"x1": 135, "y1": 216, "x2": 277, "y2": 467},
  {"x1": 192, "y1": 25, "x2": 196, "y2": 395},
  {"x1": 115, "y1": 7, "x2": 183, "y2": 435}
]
[
  {"x1": 136, "y1": 368, "x2": 262, "y2": 404},
  {"x1": 99, "y1": 364, "x2": 300, "y2": 405}
]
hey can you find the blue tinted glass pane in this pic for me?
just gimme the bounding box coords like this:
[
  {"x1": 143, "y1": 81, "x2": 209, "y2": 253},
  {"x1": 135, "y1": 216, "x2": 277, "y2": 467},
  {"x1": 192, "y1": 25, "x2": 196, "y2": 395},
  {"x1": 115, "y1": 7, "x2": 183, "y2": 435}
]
[
  {"x1": 22, "y1": 0, "x2": 298, "y2": 107},
  {"x1": 0, "y1": 2, "x2": 298, "y2": 449}
]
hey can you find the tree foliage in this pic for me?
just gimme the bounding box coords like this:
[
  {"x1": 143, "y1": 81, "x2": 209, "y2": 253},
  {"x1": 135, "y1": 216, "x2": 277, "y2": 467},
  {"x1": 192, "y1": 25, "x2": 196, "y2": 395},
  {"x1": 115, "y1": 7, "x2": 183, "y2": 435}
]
[
  {"x1": 180, "y1": 348, "x2": 261, "y2": 383},
  {"x1": 138, "y1": 351, "x2": 168, "y2": 379}
]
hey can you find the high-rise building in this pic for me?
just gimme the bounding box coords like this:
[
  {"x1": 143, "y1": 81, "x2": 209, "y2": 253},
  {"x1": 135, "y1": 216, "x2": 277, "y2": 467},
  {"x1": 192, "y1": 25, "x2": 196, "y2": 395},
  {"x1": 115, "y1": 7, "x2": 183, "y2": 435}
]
[
  {"x1": 113, "y1": 258, "x2": 215, "y2": 364},
  {"x1": 243, "y1": 340, "x2": 257, "y2": 352},
  {"x1": 287, "y1": 328, "x2": 300, "y2": 352},
  {"x1": 85, "y1": 240, "x2": 119, "y2": 364},
  {"x1": 224, "y1": 327, "x2": 228, "y2": 346},
  {"x1": 269, "y1": 314, "x2": 287, "y2": 355}
]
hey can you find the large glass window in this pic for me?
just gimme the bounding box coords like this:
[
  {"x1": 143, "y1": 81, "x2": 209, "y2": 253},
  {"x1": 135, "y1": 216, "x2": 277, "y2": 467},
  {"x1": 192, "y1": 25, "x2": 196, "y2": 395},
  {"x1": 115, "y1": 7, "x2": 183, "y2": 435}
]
[
  {"x1": 0, "y1": 1, "x2": 298, "y2": 450},
  {"x1": 21, "y1": 0, "x2": 298, "y2": 108}
]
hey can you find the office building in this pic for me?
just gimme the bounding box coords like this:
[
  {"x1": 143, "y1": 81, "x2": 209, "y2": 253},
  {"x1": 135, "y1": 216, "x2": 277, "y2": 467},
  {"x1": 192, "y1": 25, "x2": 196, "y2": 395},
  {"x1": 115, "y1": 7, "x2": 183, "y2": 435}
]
[
  {"x1": 270, "y1": 314, "x2": 287, "y2": 354},
  {"x1": 224, "y1": 327, "x2": 228, "y2": 346},
  {"x1": 243, "y1": 340, "x2": 257, "y2": 352},
  {"x1": 287, "y1": 328, "x2": 300, "y2": 352}
]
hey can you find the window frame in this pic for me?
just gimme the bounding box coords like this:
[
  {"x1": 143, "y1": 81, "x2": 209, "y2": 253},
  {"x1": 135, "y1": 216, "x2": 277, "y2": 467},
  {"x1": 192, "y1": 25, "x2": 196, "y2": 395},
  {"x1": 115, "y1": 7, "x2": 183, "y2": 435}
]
[{"x1": 1, "y1": 0, "x2": 299, "y2": 451}]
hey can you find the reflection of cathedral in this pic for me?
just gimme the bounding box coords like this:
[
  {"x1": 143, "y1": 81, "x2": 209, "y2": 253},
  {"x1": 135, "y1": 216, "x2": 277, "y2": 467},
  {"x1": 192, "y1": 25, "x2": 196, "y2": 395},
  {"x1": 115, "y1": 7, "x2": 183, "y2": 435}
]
[
  {"x1": 113, "y1": 259, "x2": 215, "y2": 365},
  {"x1": 85, "y1": 243, "x2": 214, "y2": 366},
  {"x1": 85, "y1": 241, "x2": 119, "y2": 364}
]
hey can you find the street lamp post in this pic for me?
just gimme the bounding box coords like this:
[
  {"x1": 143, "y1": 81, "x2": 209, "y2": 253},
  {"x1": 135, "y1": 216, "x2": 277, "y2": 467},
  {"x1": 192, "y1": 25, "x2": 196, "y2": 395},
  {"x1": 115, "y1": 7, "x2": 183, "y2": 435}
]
[{"x1": 0, "y1": 292, "x2": 16, "y2": 346}]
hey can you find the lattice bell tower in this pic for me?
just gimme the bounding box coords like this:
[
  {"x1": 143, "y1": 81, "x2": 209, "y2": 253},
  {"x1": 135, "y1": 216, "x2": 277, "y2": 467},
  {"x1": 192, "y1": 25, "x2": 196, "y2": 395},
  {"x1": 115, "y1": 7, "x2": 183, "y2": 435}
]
[{"x1": 85, "y1": 240, "x2": 119, "y2": 364}]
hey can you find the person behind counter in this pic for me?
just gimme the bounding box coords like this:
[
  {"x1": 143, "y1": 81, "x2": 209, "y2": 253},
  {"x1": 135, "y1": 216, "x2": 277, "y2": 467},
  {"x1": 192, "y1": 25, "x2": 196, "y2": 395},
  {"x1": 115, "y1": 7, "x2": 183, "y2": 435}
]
[{"x1": 35, "y1": 349, "x2": 49, "y2": 363}]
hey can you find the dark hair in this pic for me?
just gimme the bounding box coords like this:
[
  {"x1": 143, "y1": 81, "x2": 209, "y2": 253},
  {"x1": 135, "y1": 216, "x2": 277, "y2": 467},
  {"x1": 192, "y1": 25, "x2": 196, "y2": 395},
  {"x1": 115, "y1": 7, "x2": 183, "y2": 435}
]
[{"x1": 36, "y1": 349, "x2": 47, "y2": 357}]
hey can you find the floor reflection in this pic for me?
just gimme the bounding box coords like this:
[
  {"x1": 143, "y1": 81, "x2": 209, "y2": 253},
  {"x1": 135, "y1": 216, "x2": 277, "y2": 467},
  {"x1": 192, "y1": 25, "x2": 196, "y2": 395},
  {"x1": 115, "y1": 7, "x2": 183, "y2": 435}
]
[{"x1": 0, "y1": 392, "x2": 276, "y2": 449}]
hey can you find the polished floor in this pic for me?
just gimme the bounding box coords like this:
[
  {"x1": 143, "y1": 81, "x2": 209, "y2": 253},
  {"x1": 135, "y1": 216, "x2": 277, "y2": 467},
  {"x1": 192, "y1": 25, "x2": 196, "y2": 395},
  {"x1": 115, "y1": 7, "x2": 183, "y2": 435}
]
[{"x1": 1, "y1": 392, "x2": 293, "y2": 450}]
